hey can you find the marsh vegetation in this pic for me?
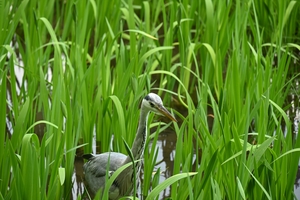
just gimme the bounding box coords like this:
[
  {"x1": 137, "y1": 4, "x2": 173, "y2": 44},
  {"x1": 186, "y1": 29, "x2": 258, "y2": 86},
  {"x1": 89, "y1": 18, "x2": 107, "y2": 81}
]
[{"x1": 1, "y1": 0, "x2": 300, "y2": 199}]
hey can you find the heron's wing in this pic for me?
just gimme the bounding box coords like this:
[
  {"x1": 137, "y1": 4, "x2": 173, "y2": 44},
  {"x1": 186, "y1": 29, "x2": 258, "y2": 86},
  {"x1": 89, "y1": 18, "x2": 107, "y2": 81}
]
[{"x1": 84, "y1": 152, "x2": 127, "y2": 178}]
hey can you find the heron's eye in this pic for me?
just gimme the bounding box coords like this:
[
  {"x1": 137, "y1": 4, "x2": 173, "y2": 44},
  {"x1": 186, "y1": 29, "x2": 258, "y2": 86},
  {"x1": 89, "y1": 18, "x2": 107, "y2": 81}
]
[{"x1": 149, "y1": 102, "x2": 155, "y2": 107}]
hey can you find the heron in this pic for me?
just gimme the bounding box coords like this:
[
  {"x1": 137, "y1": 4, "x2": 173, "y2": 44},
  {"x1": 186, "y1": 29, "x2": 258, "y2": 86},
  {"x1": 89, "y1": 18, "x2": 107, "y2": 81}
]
[{"x1": 83, "y1": 93, "x2": 177, "y2": 199}]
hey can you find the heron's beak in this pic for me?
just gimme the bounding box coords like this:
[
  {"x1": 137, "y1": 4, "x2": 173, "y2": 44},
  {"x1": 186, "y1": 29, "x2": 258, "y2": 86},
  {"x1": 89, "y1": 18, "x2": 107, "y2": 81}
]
[{"x1": 157, "y1": 105, "x2": 177, "y2": 122}]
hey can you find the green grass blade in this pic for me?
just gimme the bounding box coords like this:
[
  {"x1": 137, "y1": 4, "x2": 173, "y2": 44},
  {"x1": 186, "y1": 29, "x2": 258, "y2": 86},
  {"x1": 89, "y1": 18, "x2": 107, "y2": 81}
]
[
  {"x1": 244, "y1": 163, "x2": 271, "y2": 200},
  {"x1": 146, "y1": 172, "x2": 197, "y2": 200},
  {"x1": 236, "y1": 176, "x2": 246, "y2": 200}
]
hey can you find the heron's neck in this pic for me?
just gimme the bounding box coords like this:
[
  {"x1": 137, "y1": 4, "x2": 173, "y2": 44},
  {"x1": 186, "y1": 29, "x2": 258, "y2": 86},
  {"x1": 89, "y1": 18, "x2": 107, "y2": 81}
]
[{"x1": 123, "y1": 107, "x2": 149, "y2": 164}]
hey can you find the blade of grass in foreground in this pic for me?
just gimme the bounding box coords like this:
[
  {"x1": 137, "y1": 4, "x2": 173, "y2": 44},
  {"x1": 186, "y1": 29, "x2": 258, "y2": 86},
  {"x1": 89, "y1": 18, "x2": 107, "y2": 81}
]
[
  {"x1": 110, "y1": 95, "x2": 126, "y2": 152},
  {"x1": 146, "y1": 172, "x2": 197, "y2": 200},
  {"x1": 244, "y1": 164, "x2": 271, "y2": 200},
  {"x1": 101, "y1": 161, "x2": 138, "y2": 200},
  {"x1": 0, "y1": 69, "x2": 6, "y2": 166},
  {"x1": 20, "y1": 134, "x2": 41, "y2": 200}
]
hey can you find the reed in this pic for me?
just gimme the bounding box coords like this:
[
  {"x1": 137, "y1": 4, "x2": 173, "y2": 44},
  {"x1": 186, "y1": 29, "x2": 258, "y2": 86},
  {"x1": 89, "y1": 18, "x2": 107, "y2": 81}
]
[{"x1": 0, "y1": 0, "x2": 299, "y2": 199}]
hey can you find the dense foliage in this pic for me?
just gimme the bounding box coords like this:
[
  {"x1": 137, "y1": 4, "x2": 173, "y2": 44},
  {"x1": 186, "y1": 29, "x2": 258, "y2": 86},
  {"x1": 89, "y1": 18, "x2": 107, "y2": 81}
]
[{"x1": 0, "y1": 0, "x2": 299, "y2": 199}]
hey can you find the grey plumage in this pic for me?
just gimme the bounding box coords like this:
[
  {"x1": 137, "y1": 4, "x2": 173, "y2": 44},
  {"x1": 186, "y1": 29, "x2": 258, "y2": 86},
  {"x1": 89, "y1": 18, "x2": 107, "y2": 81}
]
[{"x1": 83, "y1": 93, "x2": 177, "y2": 199}]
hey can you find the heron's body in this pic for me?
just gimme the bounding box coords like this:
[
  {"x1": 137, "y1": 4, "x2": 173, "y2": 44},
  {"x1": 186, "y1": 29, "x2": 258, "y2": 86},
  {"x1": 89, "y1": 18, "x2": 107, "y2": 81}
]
[
  {"x1": 83, "y1": 93, "x2": 176, "y2": 199},
  {"x1": 83, "y1": 152, "x2": 127, "y2": 199}
]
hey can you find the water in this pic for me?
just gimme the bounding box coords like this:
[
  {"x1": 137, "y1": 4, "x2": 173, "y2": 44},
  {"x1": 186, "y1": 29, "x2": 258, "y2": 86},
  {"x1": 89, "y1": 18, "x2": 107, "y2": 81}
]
[{"x1": 288, "y1": 88, "x2": 300, "y2": 200}]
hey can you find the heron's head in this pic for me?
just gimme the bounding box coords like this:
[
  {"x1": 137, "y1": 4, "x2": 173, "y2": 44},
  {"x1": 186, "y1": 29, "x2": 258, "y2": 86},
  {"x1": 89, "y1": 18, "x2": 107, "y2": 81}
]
[{"x1": 142, "y1": 93, "x2": 177, "y2": 122}]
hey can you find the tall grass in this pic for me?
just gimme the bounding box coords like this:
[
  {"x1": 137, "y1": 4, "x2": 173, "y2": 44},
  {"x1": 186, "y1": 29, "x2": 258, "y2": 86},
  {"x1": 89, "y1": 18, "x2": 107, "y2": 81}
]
[{"x1": 0, "y1": 0, "x2": 299, "y2": 199}]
